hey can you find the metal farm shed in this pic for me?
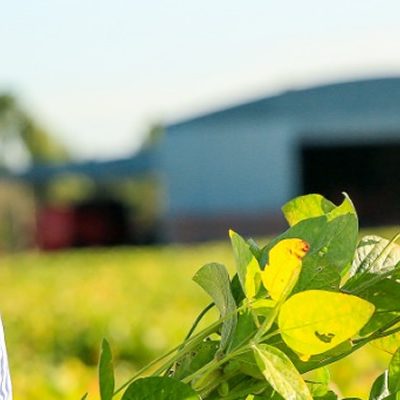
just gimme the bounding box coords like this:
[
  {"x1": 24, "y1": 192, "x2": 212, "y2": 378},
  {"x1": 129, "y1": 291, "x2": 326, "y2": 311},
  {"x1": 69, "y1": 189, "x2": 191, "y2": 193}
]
[
  {"x1": 15, "y1": 77, "x2": 400, "y2": 244},
  {"x1": 161, "y1": 77, "x2": 400, "y2": 241}
]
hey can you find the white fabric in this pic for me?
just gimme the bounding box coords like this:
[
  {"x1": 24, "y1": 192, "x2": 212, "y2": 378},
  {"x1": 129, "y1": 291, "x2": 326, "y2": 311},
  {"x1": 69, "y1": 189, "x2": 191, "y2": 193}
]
[{"x1": 0, "y1": 318, "x2": 12, "y2": 400}]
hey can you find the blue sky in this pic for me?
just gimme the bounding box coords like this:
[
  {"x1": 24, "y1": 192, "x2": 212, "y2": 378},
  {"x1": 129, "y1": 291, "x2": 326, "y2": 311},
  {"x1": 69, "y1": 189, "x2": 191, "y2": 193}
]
[{"x1": 1, "y1": 0, "x2": 400, "y2": 160}]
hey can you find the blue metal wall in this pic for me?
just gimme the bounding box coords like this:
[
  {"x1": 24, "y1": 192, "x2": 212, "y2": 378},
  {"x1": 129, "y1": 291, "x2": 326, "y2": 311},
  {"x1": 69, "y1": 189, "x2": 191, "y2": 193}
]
[
  {"x1": 162, "y1": 113, "x2": 296, "y2": 217},
  {"x1": 162, "y1": 77, "x2": 400, "y2": 218}
]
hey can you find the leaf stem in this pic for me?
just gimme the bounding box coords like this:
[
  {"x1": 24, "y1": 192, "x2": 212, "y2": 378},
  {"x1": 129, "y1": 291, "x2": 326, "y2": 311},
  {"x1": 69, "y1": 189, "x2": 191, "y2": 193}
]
[
  {"x1": 183, "y1": 302, "x2": 215, "y2": 342},
  {"x1": 113, "y1": 302, "x2": 248, "y2": 396},
  {"x1": 182, "y1": 345, "x2": 249, "y2": 384},
  {"x1": 112, "y1": 319, "x2": 219, "y2": 396}
]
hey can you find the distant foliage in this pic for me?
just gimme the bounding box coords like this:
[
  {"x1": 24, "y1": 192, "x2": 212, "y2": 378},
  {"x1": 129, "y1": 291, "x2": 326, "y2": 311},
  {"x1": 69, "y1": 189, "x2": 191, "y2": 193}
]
[{"x1": 0, "y1": 93, "x2": 69, "y2": 171}]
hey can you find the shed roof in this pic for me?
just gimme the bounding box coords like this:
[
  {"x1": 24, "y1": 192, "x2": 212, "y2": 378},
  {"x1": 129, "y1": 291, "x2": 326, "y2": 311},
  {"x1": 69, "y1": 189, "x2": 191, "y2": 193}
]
[{"x1": 168, "y1": 76, "x2": 400, "y2": 130}]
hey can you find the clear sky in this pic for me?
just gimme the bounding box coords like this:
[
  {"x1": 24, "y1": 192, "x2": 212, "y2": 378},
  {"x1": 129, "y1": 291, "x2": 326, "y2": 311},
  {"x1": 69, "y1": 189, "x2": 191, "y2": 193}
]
[{"x1": 1, "y1": 0, "x2": 400, "y2": 160}]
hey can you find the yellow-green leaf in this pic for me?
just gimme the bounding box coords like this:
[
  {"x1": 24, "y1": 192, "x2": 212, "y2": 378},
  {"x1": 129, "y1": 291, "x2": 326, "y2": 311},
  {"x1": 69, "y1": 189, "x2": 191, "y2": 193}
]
[
  {"x1": 282, "y1": 193, "x2": 356, "y2": 227},
  {"x1": 229, "y1": 229, "x2": 255, "y2": 293},
  {"x1": 282, "y1": 194, "x2": 336, "y2": 226},
  {"x1": 373, "y1": 324, "x2": 400, "y2": 354},
  {"x1": 278, "y1": 290, "x2": 375, "y2": 357},
  {"x1": 252, "y1": 343, "x2": 312, "y2": 400},
  {"x1": 261, "y1": 239, "x2": 310, "y2": 301},
  {"x1": 245, "y1": 256, "x2": 261, "y2": 299},
  {"x1": 250, "y1": 298, "x2": 276, "y2": 318}
]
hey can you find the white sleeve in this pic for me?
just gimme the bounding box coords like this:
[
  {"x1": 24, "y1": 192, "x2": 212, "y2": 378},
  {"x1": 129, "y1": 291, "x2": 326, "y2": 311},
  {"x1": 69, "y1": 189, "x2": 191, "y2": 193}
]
[{"x1": 0, "y1": 318, "x2": 12, "y2": 400}]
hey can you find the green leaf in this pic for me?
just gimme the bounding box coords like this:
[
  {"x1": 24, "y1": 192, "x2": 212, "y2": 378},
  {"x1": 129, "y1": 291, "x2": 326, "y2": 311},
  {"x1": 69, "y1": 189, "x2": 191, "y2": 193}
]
[
  {"x1": 351, "y1": 235, "x2": 400, "y2": 276},
  {"x1": 282, "y1": 194, "x2": 336, "y2": 226},
  {"x1": 233, "y1": 351, "x2": 264, "y2": 380},
  {"x1": 230, "y1": 230, "x2": 256, "y2": 292},
  {"x1": 389, "y1": 347, "x2": 400, "y2": 393},
  {"x1": 314, "y1": 391, "x2": 338, "y2": 400},
  {"x1": 173, "y1": 340, "x2": 219, "y2": 380},
  {"x1": 326, "y1": 193, "x2": 356, "y2": 220},
  {"x1": 219, "y1": 377, "x2": 268, "y2": 400},
  {"x1": 369, "y1": 371, "x2": 390, "y2": 400},
  {"x1": 193, "y1": 263, "x2": 237, "y2": 351},
  {"x1": 353, "y1": 277, "x2": 400, "y2": 311},
  {"x1": 262, "y1": 196, "x2": 358, "y2": 293},
  {"x1": 252, "y1": 343, "x2": 312, "y2": 400},
  {"x1": 248, "y1": 238, "x2": 263, "y2": 261},
  {"x1": 297, "y1": 262, "x2": 340, "y2": 292},
  {"x1": 278, "y1": 290, "x2": 375, "y2": 358},
  {"x1": 360, "y1": 311, "x2": 400, "y2": 337},
  {"x1": 381, "y1": 394, "x2": 400, "y2": 400},
  {"x1": 305, "y1": 366, "x2": 330, "y2": 397},
  {"x1": 99, "y1": 338, "x2": 114, "y2": 400},
  {"x1": 231, "y1": 274, "x2": 246, "y2": 305},
  {"x1": 342, "y1": 398, "x2": 363, "y2": 400},
  {"x1": 121, "y1": 377, "x2": 200, "y2": 400},
  {"x1": 230, "y1": 309, "x2": 257, "y2": 350},
  {"x1": 245, "y1": 256, "x2": 262, "y2": 299},
  {"x1": 372, "y1": 323, "x2": 400, "y2": 355}
]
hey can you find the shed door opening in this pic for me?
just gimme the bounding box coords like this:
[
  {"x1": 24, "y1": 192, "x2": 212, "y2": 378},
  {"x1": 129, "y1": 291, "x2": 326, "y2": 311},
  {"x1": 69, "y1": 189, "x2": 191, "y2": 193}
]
[{"x1": 301, "y1": 142, "x2": 400, "y2": 226}]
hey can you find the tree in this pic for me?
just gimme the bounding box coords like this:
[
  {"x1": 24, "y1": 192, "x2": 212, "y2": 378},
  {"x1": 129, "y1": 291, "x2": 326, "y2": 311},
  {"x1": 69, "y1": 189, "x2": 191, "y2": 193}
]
[{"x1": 0, "y1": 94, "x2": 69, "y2": 172}]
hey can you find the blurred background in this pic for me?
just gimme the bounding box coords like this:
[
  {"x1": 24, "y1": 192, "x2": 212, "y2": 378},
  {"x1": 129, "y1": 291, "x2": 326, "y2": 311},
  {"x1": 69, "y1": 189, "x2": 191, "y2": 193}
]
[{"x1": 1, "y1": 0, "x2": 400, "y2": 398}]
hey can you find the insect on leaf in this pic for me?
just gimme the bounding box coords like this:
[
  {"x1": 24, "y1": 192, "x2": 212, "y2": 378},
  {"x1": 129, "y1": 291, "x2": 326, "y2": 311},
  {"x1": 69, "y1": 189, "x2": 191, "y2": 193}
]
[
  {"x1": 261, "y1": 239, "x2": 310, "y2": 302},
  {"x1": 252, "y1": 343, "x2": 312, "y2": 400},
  {"x1": 278, "y1": 290, "x2": 375, "y2": 358}
]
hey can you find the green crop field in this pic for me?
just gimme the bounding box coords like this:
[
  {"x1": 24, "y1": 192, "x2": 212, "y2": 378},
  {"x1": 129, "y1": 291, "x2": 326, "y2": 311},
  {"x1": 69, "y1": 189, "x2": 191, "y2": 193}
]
[{"x1": 0, "y1": 228, "x2": 397, "y2": 399}]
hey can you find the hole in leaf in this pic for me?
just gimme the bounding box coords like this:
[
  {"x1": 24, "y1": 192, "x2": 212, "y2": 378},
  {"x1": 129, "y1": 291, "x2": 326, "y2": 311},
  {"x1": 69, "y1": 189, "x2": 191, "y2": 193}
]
[{"x1": 314, "y1": 331, "x2": 335, "y2": 343}]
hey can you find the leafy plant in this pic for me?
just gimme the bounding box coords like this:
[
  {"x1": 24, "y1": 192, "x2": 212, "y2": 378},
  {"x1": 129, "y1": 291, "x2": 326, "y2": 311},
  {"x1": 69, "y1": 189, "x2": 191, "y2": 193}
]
[{"x1": 90, "y1": 193, "x2": 400, "y2": 399}]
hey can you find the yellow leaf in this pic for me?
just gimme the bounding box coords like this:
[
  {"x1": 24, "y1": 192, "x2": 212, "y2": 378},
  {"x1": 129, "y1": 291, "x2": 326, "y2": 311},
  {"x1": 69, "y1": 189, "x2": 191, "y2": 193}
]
[
  {"x1": 251, "y1": 298, "x2": 276, "y2": 318},
  {"x1": 245, "y1": 256, "x2": 261, "y2": 299},
  {"x1": 372, "y1": 324, "x2": 400, "y2": 354},
  {"x1": 261, "y1": 239, "x2": 310, "y2": 301},
  {"x1": 251, "y1": 299, "x2": 276, "y2": 309},
  {"x1": 278, "y1": 290, "x2": 375, "y2": 357}
]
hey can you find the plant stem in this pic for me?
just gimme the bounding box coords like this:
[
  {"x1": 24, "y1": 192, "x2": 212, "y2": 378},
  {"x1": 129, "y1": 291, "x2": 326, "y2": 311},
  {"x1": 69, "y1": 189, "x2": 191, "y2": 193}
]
[
  {"x1": 183, "y1": 302, "x2": 215, "y2": 342},
  {"x1": 182, "y1": 300, "x2": 282, "y2": 388},
  {"x1": 163, "y1": 302, "x2": 215, "y2": 376},
  {"x1": 253, "y1": 302, "x2": 281, "y2": 342},
  {"x1": 113, "y1": 318, "x2": 220, "y2": 396},
  {"x1": 182, "y1": 345, "x2": 249, "y2": 384},
  {"x1": 113, "y1": 302, "x2": 248, "y2": 396},
  {"x1": 152, "y1": 326, "x2": 217, "y2": 376}
]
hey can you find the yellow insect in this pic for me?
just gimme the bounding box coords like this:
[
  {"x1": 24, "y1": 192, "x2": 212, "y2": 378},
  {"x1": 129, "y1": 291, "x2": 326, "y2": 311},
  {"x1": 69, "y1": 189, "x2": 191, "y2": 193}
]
[{"x1": 261, "y1": 239, "x2": 310, "y2": 302}]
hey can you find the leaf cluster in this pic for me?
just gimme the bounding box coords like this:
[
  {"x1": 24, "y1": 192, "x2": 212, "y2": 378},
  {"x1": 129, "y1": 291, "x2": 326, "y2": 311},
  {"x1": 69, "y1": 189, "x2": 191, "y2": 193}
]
[{"x1": 90, "y1": 193, "x2": 400, "y2": 400}]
